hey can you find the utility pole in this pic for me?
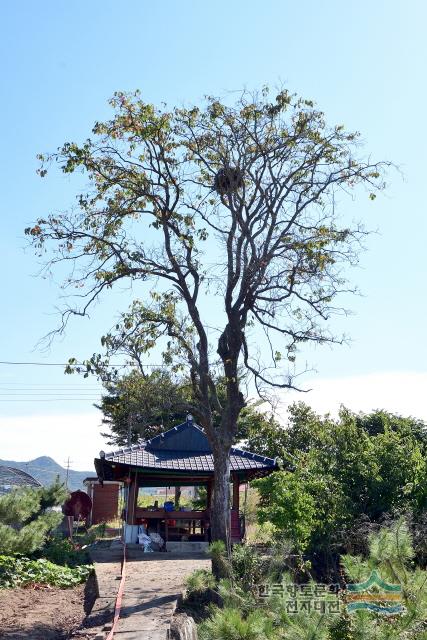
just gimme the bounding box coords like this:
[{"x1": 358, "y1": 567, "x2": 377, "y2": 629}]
[{"x1": 64, "y1": 457, "x2": 72, "y2": 489}]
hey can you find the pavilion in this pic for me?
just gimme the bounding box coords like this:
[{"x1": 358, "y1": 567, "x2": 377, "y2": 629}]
[{"x1": 94, "y1": 416, "x2": 277, "y2": 547}]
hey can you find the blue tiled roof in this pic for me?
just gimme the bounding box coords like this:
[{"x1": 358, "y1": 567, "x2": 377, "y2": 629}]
[{"x1": 102, "y1": 421, "x2": 276, "y2": 473}]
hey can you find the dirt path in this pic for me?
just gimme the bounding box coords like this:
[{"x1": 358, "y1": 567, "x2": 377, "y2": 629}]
[
  {"x1": 120, "y1": 555, "x2": 210, "y2": 639},
  {"x1": 90, "y1": 546, "x2": 210, "y2": 640}
]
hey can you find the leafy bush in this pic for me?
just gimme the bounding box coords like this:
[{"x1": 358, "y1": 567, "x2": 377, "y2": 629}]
[
  {"x1": 0, "y1": 555, "x2": 92, "y2": 589},
  {"x1": 253, "y1": 404, "x2": 427, "y2": 577},
  {"x1": 231, "y1": 544, "x2": 266, "y2": 592},
  {"x1": 246, "y1": 521, "x2": 277, "y2": 546},
  {"x1": 191, "y1": 486, "x2": 208, "y2": 510},
  {"x1": 42, "y1": 536, "x2": 89, "y2": 567}
]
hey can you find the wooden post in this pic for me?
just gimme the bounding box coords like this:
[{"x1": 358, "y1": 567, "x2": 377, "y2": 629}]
[
  {"x1": 232, "y1": 475, "x2": 240, "y2": 511},
  {"x1": 126, "y1": 477, "x2": 138, "y2": 525},
  {"x1": 205, "y1": 480, "x2": 213, "y2": 541},
  {"x1": 67, "y1": 516, "x2": 74, "y2": 541},
  {"x1": 206, "y1": 480, "x2": 213, "y2": 509}
]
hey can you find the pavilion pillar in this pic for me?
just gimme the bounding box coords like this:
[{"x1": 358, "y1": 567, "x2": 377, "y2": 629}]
[
  {"x1": 126, "y1": 478, "x2": 138, "y2": 525},
  {"x1": 232, "y1": 475, "x2": 240, "y2": 511},
  {"x1": 206, "y1": 479, "x2": 213, "y2": 510}
]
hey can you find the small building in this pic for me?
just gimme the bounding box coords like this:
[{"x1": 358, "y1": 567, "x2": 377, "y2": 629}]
[
  {"x1": 83, "y1": 478, "x2": 122, "y2": 526},
  {"x1": 0, "y1": 465, "x2": 42, "y2": 496},
  {"x1": 94, "y1": 417, "x2": 277, "y2": 548}
]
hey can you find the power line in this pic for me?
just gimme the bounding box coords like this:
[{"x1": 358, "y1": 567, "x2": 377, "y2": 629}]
[
  {"x1": 0, "y1": 393, "x2": 101, "y2": 396},
  {"x1": 0, "y1": 398, "x2": 101, "y2": 402},
  {"x1": 0, "y1": 389, "x2": 103, "y2": 393},
  {"x1": 0, "y1": 360, "x2": 163, "y2": 367},
  {"x1": 0, "y1": 386, "x2": 103, "y2": 390},
  {"x1": 0, "y1": 360, "x2": 116, "y2": 367},
  {"x1": 0, "y1": 382, "x2": 103, "y2": 386}
]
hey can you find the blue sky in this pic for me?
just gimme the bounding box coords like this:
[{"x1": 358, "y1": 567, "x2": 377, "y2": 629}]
[{"x1": 0, "y1": 1, "x2": 426, "y2": 468}]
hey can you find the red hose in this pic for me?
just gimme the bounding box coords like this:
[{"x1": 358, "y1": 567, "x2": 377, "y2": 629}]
[{"x1": 105, "y1": 541, "x2": 127, "y2": 640}]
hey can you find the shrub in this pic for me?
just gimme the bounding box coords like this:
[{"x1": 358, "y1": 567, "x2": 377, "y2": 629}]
[
  {"x1": 209, "y1": 540, "x2": 232, "y2": 580},
  {"x1": 198, "y1": 607, "x2": 276, "y2": 640},
  {"x1": 185, "y1": 568, "x2": 216, "y2": 595},
  {"x1": 327, "y1": 614, "x2": 355, "y2": 640},
  {"x1": 231, "y1": 544, "x2": 266, "y2": 592},
  {"x1": 85, "y1": 522, "x2": 107, "y2": 541},
  {"x1": 42, "y1": 536, "x2": 89, "y2": 567},
  {"x1": 199, "y1": 520, "x2": 427, "y2": 640},
  {"x1": 246, "y1": 521, "x2": 276, "y2": 546},
  {"x1": 340, "y1": 519, "x2": 427, "y2": 639},
  {"x1": 254, "y1": 469, "x2": 320, "y2": 554},
  {"x1": 252, "y1": 404, "x2": 427, "y2": 578},
  {"x1": 216, "y1": 579, "x2": 257, "y2": 617}
]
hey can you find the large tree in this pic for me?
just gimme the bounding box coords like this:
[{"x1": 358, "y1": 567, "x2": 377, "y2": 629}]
[
  {"x1": 27, "y1": 87, "x2": 387, "y2": 551},
  {"x1": 98, "y1": 366, "x2": 278, "y2": 447},
  {"x1": 97, "y1": 368, "x2": 192, "y2": 446}
]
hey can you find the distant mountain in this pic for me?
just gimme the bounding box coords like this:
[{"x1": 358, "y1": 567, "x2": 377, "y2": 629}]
[{"x1": 0, "y1": 456, "x2": 94, "y2": 491}]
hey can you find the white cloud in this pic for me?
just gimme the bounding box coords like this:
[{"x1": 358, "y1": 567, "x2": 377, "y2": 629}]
[
  {"x1": 275, "y1": 371, "x2": 427, "y2": 423},
  {"x1": 0, "y1": 410, "x2": 109, "y2": 471}
]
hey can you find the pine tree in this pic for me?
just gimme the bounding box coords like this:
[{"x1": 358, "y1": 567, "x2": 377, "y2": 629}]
[{"x1": 0, "y1": 479, "x2": 68, "y2": 555}]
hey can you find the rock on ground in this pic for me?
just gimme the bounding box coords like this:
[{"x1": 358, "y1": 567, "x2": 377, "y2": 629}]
[{"x1": 169, "y1": 613, "x2": 198, "y2": 640}]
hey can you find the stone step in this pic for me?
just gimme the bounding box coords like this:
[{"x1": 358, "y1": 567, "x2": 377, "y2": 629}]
[{"x1": 165, "y1": 541, "x2": 209, "y2": 553}]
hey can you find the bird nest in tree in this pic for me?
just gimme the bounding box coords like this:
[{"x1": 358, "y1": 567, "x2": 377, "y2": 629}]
[{"x1": 214, "y1": 167, "x2": 244, "y2": 195}]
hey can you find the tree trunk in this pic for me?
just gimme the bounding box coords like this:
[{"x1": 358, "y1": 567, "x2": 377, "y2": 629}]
[
  {"x1": 210, "y1": 323, "x2": 245, "y2": 577},
  {"x1": 210, "y1": 444, "x2": 232, "y2": 578},
  {"x1": 211, "y1": 448, "x2": 231, "y2": 545}
]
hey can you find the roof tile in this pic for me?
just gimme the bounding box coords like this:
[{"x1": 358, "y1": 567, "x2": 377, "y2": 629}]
[{"x1": 102, "y1": 421, "x2": 276, "y2": 473}]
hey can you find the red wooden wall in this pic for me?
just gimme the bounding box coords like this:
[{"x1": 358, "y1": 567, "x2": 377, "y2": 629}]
[{"x1": 89, "y1": 483, "x2": 120, "y2": 525}]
